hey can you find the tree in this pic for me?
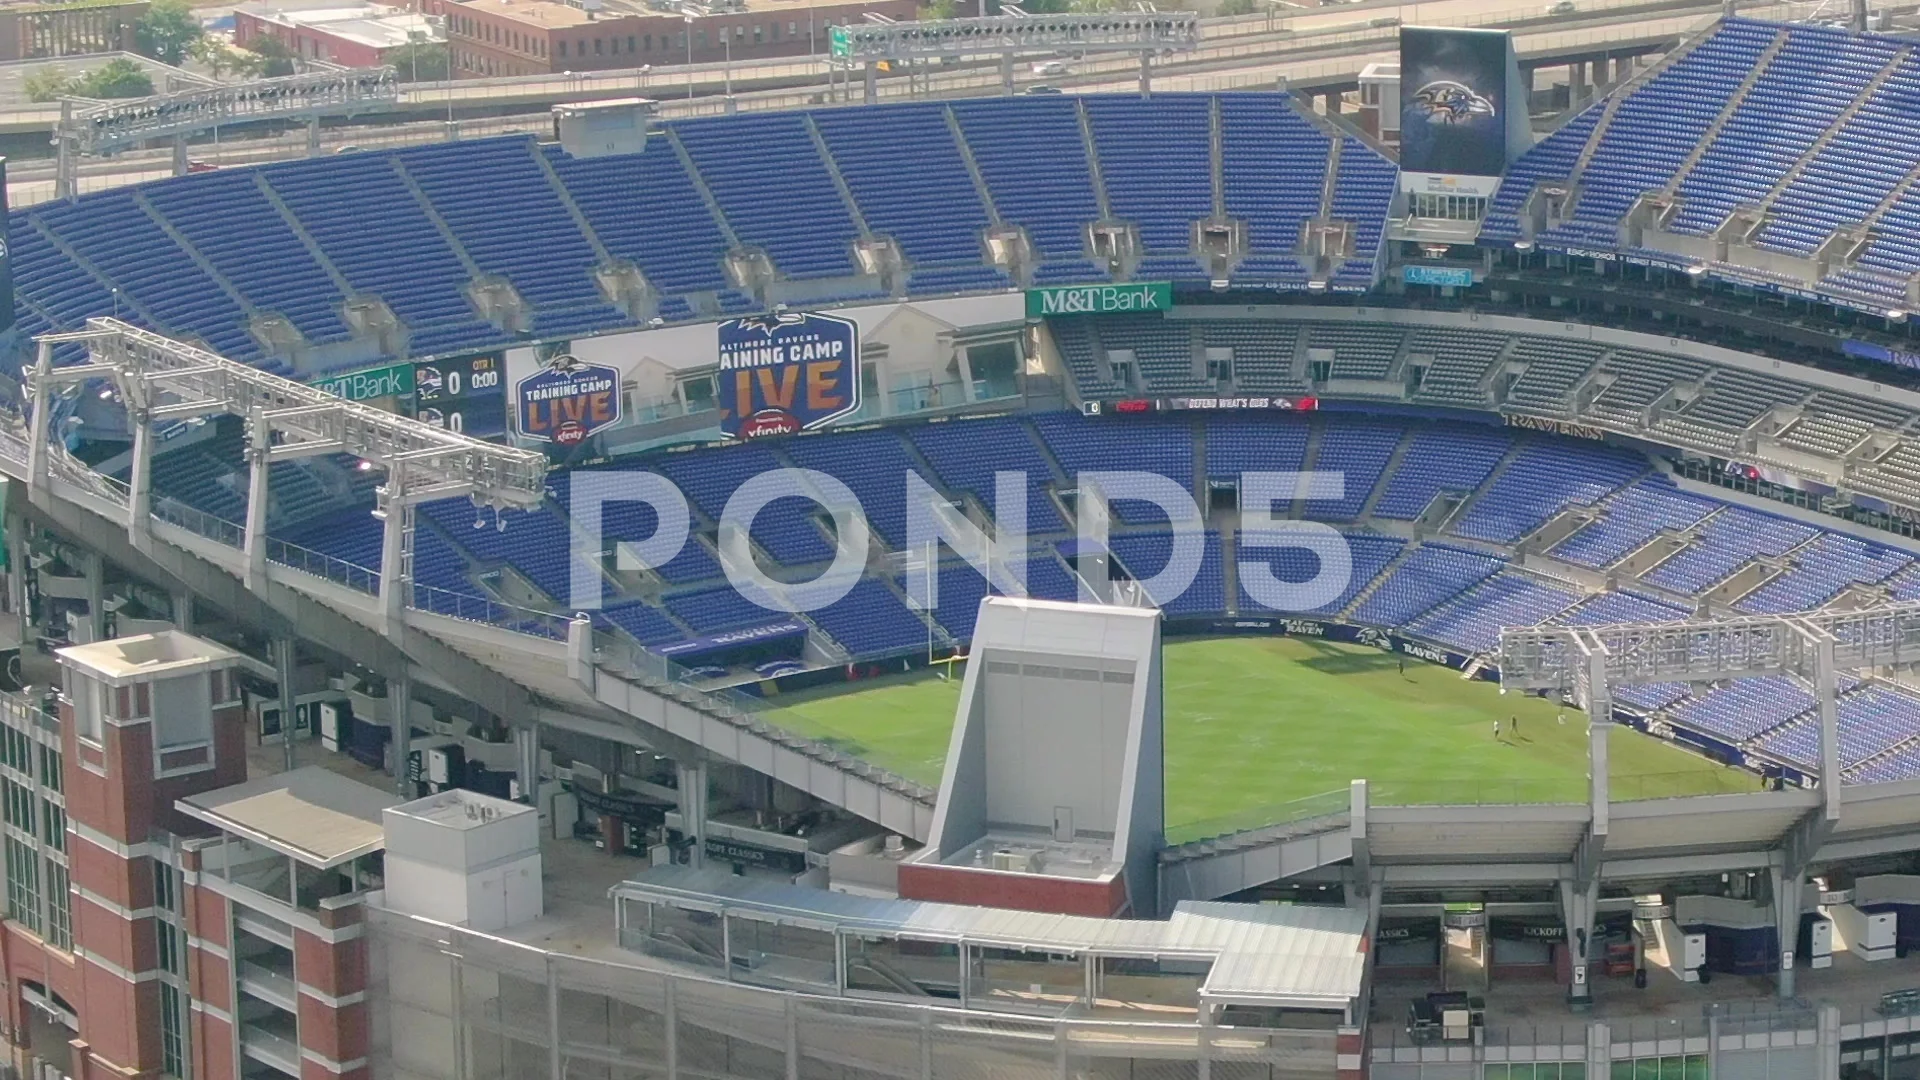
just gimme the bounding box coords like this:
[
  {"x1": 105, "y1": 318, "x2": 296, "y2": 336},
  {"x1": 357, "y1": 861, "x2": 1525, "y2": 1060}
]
[
  {"x1": 240, "y1": 36, "x2": 296, "y2": 78},
  {"x1": 134, "y1": 0, "x2": 203, "y2": 66},
  {"x1": 386, "y1": 40, "x2": 449, "y2": 82},
  {"x1": 23, "y1": 68, "x2": 77, "y2": 103},
  {"x1": 1216, "y1": 0, "x2": 1259, "y2": 13},
  {"x1": 23, "y1": 60, "x2": 153, "y2": 102},
  {"x1": 77, "y1": 59, "x2": 156, "y2": 98},
  {"x1": 920, "y1": 0, "x2": 959, "y2": 18},
  {"x1": 189, "y1": 34, "x2": 238, "y2": 78}
]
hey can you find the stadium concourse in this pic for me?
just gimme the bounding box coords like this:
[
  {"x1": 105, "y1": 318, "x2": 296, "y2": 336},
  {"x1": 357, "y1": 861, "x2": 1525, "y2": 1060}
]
[{"x1": 24, "y1": 10, "x2": 1920, "y2": 1080}]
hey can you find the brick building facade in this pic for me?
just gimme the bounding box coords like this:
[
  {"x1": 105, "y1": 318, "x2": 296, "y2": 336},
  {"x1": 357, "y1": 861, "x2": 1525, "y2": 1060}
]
[
  {"x1": 442, "y1": 0, "x2": 915, "y2": 79},
  {"x1": 0, "y1": 631, "x2": 392, "y2": 1080}
]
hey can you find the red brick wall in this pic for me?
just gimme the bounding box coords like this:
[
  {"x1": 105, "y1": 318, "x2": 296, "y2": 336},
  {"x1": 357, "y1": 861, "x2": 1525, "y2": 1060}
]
[
  {"x1": 896, "y1": 864, "x2": 1129, "y2": 918},
  {"x1": 295, "y1": 929, "x2": 366, "y2": 998},
  {"x1": 298, "y1": 993, "x2": 367, "y2": 1063}
]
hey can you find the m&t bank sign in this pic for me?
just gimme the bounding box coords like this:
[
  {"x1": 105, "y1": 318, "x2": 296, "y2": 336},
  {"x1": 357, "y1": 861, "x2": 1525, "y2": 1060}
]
[{"x1": 1025, "y1": 282, "x2": 1174, "y2": 318}]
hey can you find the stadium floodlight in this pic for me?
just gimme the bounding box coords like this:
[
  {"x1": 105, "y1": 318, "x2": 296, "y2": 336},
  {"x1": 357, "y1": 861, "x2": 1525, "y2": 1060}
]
[
  {"x1": 1497, "y1": 603, "x2": 1920, "y2": 822},
  {"x1": 24, "y1": 319, "x2": 547, "y2": 631},
  {"x1": 53, "y1": 67, "x2": 401, "y2": 198},
  {"x1": 826, "y1": 10, "x2": 1198, "y2": 94}
]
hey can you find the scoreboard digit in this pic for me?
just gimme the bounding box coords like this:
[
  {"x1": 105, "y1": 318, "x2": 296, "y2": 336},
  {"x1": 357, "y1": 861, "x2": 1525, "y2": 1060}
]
[{"x1": 413, "y1": 354, "x2": 507, "y2": 439}]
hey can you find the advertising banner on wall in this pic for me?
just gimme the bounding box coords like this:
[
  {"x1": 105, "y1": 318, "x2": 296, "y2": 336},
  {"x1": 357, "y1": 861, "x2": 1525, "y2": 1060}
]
[
  {"x1": 1399, "y1": 26, "x2": 1523, "y2": 195},
  {"x1": 1025, "y1": 281, "x2": 1174, "y2": 318},
  {"x1": 716, "y1": 311, "x2": 862, "y2": 439},
  {"x1": 311, "y1": 362, "x2": 415, "y2": 404},
  {"x1": 514, "y1": 349, "x2": 622, "y2": 446}
]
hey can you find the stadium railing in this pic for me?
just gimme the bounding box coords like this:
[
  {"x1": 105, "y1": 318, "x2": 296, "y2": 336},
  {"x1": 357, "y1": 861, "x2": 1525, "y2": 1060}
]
[
  {"x1": 409, "y1": 581, "x2": 572, "y2": 639},
  {"x1": 1608, "y1": 768, "x2": 1766, "y2": 801},
  {"x1": 1368, "y1": 778, "x2": 1585, "y2": 806},
  {"x1": 151, "y1": 500, "x2": 245, "y2": 549},
  {"x1": 1162, "y1": 787, "x2": 1350, "y2": 847},
  {"x1": 264, "y1": 537, "x2": 380, "y2": 595},
  {"x1": 593, "y1": 629, "x2": 937, "y2": 800}
]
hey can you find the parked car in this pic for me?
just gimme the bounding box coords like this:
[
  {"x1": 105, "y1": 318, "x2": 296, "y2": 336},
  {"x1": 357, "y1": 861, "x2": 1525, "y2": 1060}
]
[
  {"x1": 1032, "y1": 59, "x2": 1068, "y2": 76},
  {"x1": 1024, "y1": 84, "x2": 1063, "y2": 95}
]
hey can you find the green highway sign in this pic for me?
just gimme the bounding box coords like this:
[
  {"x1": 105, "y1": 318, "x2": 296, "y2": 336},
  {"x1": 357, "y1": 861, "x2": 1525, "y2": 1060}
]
[
  {"x1": 311, "y1": 362, "x2": 415, "y2": 402},
  {"x1": 829, "y1": 26, "x2": 851, "y2": 58},
  {"x1": 1025, "y1": 281, "x2": 1173, "y2": 318}
]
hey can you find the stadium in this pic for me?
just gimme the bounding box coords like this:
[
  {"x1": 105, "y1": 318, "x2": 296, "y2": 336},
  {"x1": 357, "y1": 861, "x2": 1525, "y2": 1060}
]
[{"x1": 17, "y1": 2, "x2": 1920, "y2": 1080}]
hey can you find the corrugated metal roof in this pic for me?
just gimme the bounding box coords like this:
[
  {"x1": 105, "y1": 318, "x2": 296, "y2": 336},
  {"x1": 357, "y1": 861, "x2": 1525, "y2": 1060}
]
[{"x1": 614, "y1": 869, "x2": 1365, "y2": 1008}]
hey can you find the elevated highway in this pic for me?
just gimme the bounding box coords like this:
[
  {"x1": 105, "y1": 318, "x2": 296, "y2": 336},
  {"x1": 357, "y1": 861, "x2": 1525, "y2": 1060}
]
[{"x1": 6, "y1": 0, "x2": 1752, "y2": 205}]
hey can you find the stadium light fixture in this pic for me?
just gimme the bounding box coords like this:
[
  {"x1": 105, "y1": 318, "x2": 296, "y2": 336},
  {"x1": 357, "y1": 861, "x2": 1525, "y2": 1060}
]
[{"x1": 26, "y1": 319, "x2": 547, "y2": 512}]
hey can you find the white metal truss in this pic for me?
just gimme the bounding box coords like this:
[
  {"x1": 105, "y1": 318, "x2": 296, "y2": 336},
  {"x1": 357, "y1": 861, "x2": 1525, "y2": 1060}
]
[
  {"x1": 58, "y1": 67, "x2": 398, "y2": 156},
  {"x1": 27, "y1": 319, "x2": 547, "y2": 631},
  {"x1": 54, "y1": 67, "x2": 399, "y2": 197},
  {"x1": 26, "y1": 319, "x2": 546, "y2": 508},
  {"x1": 828, "y1": 11, "x2": 1199, "y2": 62},
  {"x1": 1499, "y1": 602, "x2": 1920, "y2": 694}
]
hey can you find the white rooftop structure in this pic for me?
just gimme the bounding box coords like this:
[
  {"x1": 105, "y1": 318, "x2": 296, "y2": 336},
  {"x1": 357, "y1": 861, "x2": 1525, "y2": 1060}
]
[
  {"x1": 383, "y1": 788, "x2": 542, "y2": 932},
  {"x1": 56, "y1": 629, "x2": 242, "y2": 686},
  {"x1": 178, "y1": 765, "x2": 401, "y2": 868},
  {"x1": 922, "y1": 596, "x2": 1165, "y2": 912},
  {"x1": 243, "y1": 3, "x2": 442, "y2": 50},
  {"x1": 615, "y1": 868, "x2": 1368, "y2": 1012}
]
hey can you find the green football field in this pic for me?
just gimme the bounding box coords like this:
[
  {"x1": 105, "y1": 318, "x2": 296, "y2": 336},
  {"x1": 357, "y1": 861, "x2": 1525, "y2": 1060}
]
[{"x1": 755, "y1": 636, "x2": 1754, "y2": 842}]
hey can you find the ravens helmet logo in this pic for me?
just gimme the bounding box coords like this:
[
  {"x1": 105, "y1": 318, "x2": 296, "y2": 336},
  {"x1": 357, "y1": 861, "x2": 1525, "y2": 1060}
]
[{"x1": 1410, "y1": 80, "x2": 1496, "y2": 124}]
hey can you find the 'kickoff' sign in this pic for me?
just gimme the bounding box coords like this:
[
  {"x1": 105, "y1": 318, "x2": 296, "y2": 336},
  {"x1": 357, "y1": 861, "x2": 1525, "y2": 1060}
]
[
  {"x1": 1025, "y1": 281, "x2": 1173, "y2": 318},
  {"x1": 516, "y1": 353, "x2": 621, "y2": 446},
  {"x1": 716, "y1": 312, "x2": 861, "y2": 439}
]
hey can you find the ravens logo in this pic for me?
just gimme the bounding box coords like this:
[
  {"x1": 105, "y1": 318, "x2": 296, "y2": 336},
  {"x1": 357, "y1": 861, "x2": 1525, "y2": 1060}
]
[{"x1": 1410, "y1": 80, "x2": 1496, "y2": 124}]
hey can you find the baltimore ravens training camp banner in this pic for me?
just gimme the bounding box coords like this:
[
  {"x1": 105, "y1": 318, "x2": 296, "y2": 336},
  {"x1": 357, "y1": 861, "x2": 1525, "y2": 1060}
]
[
  {"x1": 515, "y1": 346, "x2": 622, "y2": 447},
  {"x1": 715, "y1": 311, "x2": 861, "y2": 439},
  {"x1": 1398, "y1": 26, "x2": 1529, "y2": 198}
]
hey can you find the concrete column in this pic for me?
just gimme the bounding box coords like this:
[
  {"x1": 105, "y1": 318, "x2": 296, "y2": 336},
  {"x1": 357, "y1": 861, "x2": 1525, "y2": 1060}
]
[
  {"x1": 1587, "y1": 1022, "x2": 1611, "y2": 1079},
  {"x1": 1817, "y1": 1006, "x2": 1842, "y2": 1080},
  {"x1": 26, "y1": 350, "x2": 52, "y2": 497},
  {"x1": 1001, "y1": 53, "x2": 1013, "y2": 96},
  {"x1": 516, "y1": 725, "x2": 540, "y2": 805},
  {"x1": 171, "y1": 589, "x2": 192, "y2": 633},
  {"x1": 82, "y1": 550, "x2": 104, "y2": 643},
  {"x1": 1772, "y1": 865, "x2": 1799, "y2": 999},
  {"x1": 377, "y1": 478, "x2": 408, "y2": 639},
  {"x1": 390, "y1": 671, "x2": 413, "y2": 795},
  {"x1": 1587, "y1": 649, "x2": 1612, "y2": 834},
  {"x1": 1562, "y1": 876, "x2": 1599, "y2": 1007},
  {"x1": 241, "y1": 422, "x2": 271, "y2": 590},
  {"x1": 127, "y1": 413, "x2": 151, "y2": 546},
  {"x1": 677, "y1": 760, "x2": 708, "y2": 870},
  {"x1": 1139, "y1": 52, "x2": 1151, "y2": 98},
  {"x1": 1571, "y1": 61, "x2": 1587, "y2": 101},
  {"x1": 274, "y1": 638, "x2": 298, "y2": 774},
  {"x1": 863, "y1": 61, "x2": 877, "y2": 105},
  {"x1": 7, "y1": 516, "x2": 29, "y2": 648},
  {"x1": 171, "y1": 134, "x2": 189, "y2": 177}
]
